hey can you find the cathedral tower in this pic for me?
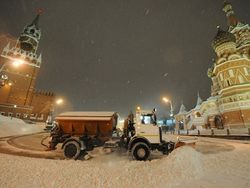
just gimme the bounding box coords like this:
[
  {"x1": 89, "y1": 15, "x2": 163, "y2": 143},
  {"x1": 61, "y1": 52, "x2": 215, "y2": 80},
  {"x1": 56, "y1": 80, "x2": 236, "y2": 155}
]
[
  {"x1": 208, "y1": 2, "x2": 250, "y2": 128},
  {"x1": 223, "y1": 1, "x2": 250, "y2": 57}
]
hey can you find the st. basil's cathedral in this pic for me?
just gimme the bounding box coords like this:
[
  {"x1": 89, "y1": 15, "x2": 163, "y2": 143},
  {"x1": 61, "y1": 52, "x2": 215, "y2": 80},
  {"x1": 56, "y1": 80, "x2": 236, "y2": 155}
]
[{"x1": 175, "y1": 1, "x2": 250, "y2": 130}]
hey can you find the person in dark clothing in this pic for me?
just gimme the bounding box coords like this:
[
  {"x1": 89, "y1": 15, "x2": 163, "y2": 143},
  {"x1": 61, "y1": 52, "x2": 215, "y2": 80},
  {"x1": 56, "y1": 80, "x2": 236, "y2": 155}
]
[
  {"x1": 48, "y1": 124, "x2": 64, "y2": 150},
  {"x1": 123, "y1": 111, "x2": 135, "y2": 137},
  {"x1": 151, "y1": 108, "x2": 157, "y2": 125}
]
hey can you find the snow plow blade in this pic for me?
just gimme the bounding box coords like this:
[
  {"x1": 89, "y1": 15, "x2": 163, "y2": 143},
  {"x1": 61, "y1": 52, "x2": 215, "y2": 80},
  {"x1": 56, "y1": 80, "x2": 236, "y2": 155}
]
[{"x1": 174, "y1": 138, "x2": 197, "y2": 149}]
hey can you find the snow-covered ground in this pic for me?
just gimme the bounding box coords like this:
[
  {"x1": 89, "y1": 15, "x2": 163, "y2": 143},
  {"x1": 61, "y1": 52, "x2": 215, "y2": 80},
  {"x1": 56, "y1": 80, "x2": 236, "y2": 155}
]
[
  {"x1": 0, "y1": 140, "x2": 250, "y2": 188},
  {"x1": 0, "y1": 116, "x2": 250, "y2": 188},
  {"x1": 0, "y1": 115, "x2": 44, "y2": 137}
]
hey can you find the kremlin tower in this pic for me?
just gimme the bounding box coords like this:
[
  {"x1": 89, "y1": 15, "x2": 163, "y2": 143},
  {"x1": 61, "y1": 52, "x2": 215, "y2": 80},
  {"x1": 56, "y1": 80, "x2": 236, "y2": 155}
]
[{"x1": 0, "y1": 11, "x2": 55, "y2": 122}]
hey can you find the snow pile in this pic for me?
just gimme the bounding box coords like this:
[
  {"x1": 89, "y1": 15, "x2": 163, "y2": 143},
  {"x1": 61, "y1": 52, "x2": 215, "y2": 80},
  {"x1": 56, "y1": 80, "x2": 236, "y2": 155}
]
[
  {"x1": 0, "y1": 115, "x2": 44, "y2": 137},
  {"x1": 0, "y1": 146, "x2": 203, "y2": 188},
  {"x1": 109, "y1": 146, "x2": 203, "y2": 187},
  {"x1": 165, "y1": 146, "x2": 203, "y2": 179}
]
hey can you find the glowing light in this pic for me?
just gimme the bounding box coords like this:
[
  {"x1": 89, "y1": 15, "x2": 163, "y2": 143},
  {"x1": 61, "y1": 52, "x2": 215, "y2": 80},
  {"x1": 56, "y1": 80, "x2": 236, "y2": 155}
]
[
  {"x1": 136, "y1": 106, "x2": 141, "y2": 111},
  {"x1": 8, "y1": 82, "x2": 12, "y2": 86},
  {"x1": 56, "y1": 99, "x2": 63, "y2": 105},
  {"x1": 162, "y1": 97, "x2": 169, "y2": 103},
  {"x1": 12, "y1": 60, "x2": 24, "y2": 68}
]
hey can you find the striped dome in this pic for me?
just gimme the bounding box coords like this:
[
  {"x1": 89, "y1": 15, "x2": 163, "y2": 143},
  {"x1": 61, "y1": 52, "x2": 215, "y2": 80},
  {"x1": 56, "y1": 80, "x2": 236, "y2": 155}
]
[{"x1": 212, "y1": 27, "x2": 236, "y2": 50}]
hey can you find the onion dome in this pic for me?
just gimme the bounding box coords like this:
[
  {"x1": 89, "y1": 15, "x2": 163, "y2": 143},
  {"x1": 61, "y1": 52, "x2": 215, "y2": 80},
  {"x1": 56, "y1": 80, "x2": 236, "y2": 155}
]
[{"x1": 212, "y1": 26, "x2": 236, "y2": 50}]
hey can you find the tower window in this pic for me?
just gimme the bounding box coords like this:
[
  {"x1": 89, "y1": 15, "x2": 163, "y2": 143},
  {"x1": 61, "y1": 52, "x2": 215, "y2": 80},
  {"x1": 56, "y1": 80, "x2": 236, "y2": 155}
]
[
  {"x1": 219, "y1": 73, "x2": 223, "y2": 81},
  {"x1": 244, "y1": 67, "x2": 249, "y2": 75},
  {"x1": 229, "y1": 69, "x2": 234, "y2": 77},
  {"x1": 238, "y1": 75, "x2": 244, "y2": 83}
]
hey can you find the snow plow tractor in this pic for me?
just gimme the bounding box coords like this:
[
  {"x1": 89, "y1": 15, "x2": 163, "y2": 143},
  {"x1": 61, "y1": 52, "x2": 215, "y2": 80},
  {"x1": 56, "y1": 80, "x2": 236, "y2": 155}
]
[
  {"x1": 120, "y1": 108, "x2": 175, "y2": 160},
  {"x1": 45, "y1": 109, "x2": 175, "y2": 161}
]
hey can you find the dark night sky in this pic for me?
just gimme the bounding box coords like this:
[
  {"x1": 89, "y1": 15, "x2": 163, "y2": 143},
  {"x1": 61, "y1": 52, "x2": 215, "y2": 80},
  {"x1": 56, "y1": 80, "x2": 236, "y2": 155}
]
[{"x1": 0, "y1": 0, "x2": 249, "y2": 118}]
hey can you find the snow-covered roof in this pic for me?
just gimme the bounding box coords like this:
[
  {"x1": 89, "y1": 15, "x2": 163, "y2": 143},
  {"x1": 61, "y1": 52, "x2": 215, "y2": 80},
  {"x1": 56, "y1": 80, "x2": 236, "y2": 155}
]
[
  {"x1": 56, "y1": 111, "x2": 116, "y2": 121},
  {"x1": 194, "y1": 92, "x2": 203, "y2": 110},
  {"x1": 177, "y1": 103, "x2": 187, "y2": 115}
]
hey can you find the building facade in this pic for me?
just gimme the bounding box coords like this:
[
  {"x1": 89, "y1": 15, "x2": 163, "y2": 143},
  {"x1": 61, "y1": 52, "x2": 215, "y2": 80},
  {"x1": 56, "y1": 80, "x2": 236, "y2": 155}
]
[
  {"x1": 175, "y1": 1, "x2": 250, "y2": 130},
  {"x1": 0, "y1": 13, "x2": 55, "y2": 122}
]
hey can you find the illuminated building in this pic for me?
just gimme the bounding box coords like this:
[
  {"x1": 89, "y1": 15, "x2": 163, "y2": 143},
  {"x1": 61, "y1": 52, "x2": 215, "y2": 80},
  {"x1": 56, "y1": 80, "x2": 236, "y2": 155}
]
[
  {"x1": 175, "y1": 1, "x2": 250, "y2": 129},
  {"x1": 0, "y1": 12, "x2": 55, "y2": 121}
]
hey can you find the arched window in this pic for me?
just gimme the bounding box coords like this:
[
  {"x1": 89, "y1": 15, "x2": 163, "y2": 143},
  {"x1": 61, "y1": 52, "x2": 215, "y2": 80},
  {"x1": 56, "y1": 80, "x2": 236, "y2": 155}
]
[
  {"x1": 238, "y1": 75, "x2": 244, "y2": 83},
  {"x1": 219, "y1": 74, "x2": 223, "y2": 81},
  {"x1": 195, "y1": 112, "x2": 201, "y2": 117},
  {"x1": 244, "y1": 67, "x2": 249, "y2": 75},
  {"x1": 229, "y1": 69, "x2": 234, "y2": 77}
]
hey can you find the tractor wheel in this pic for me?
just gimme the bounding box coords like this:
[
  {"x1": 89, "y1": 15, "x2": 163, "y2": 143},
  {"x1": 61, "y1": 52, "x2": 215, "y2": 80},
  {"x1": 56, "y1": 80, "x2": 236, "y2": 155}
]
[
  {"x1": 131, "y1": 142, "x2": 150, "y2": 161},
  {"x1": 63, "y1": 141, "x2": 81, "y2": 160}
]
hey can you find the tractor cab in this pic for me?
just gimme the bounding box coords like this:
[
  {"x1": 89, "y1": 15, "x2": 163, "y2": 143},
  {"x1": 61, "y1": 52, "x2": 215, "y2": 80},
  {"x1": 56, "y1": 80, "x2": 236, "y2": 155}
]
[
  {"x1": 133, "y1": 107, "x2": 161, "y2": 143},
  {"x1": 121, "y1": 107, "x2": 175, "y2": 160}
]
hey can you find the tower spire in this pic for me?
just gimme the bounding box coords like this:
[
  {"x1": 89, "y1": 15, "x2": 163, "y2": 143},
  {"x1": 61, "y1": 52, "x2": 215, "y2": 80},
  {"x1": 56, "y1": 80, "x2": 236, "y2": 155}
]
[
  {"x1": 195, "y1": 92, "x2": 203, "y2": 109},
  {"x1": 18, "y1": 10, "x2": 42, "y2": 52},
  {"x1": 222, "y1": 1, "x2": 239, "y2": 28},
  {"x1": 30, "y1": 9, "x2": 43, "y2": 28},
  {"x1": 178, "y1": 102, "x2": 187, "y2": 114},
  {"x1": 30, "y1": 14, "x2": 40, "y2": 28}
]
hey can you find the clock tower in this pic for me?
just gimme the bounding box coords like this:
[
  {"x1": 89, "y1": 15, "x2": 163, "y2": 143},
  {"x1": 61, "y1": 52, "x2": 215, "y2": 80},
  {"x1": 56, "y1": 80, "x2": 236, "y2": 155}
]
[{"x1": 0, "y1": 11, "x2": 53, "y2": 121}]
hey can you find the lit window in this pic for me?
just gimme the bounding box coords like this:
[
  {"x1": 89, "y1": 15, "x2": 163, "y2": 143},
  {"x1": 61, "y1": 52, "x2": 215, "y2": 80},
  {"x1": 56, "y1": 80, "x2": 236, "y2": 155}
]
[
  {"x1": 229, "y1": 70, "x2": 234, "y2": 77},
  {"x1": 219, "y1": 74, "x2": 223, "y2": 81},
  {"x1": 248, "y1": 68, "x2": 250, "y2": 74},
  {"x1": 244, "y1": 67, "x2": 249, "y2": 75},
  {"x1": 238, "y1": 75, "x2": 244, "y2": 83}
]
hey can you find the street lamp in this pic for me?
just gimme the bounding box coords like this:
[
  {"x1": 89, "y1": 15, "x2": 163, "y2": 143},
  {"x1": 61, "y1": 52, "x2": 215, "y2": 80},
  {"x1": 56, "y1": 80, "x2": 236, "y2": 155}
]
[
  {"x1": 162, "y1": 97, "x2": 175, "y2": 133},
  {"x1": 46, "y1": 98, "x2": 64, "y2": 128},
  {"x1": 52, "y1": 98, "x2": 64, "y2": 116},
  {"x1": 162, "y1": 97, "x2": 173, "y2": 117},
  {"x1": 56, "y1": 98, "x2": 63, "y2": 105}
]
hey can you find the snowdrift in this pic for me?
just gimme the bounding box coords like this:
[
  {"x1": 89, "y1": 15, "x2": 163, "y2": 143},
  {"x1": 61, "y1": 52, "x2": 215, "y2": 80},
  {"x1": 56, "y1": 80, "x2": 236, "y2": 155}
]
[
  {"x1": 0, "y1": 146, "x2": 204, "y2": 188},
  {"x1": 0, "y1": 115, "x2": 44, "y2": 137}
]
